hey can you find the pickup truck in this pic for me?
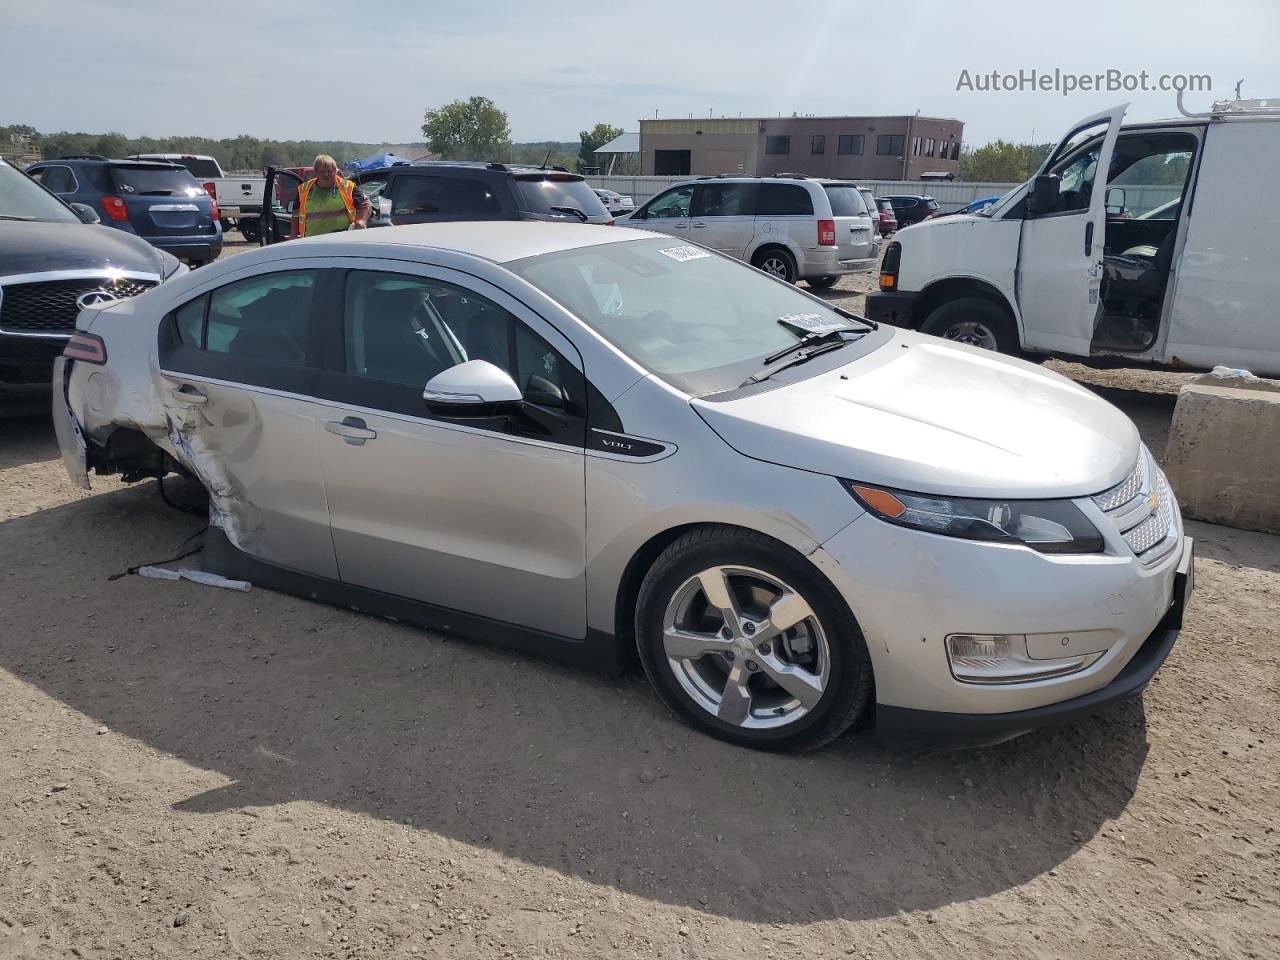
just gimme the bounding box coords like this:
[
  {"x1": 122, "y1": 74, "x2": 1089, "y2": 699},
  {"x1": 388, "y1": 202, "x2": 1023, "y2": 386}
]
[{"x1": 127, "y1": 153, "x2": 266, "y2": 240}]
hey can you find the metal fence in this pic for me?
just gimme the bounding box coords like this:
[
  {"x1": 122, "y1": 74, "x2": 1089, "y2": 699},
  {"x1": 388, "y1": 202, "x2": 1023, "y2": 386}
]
[{"x1": 586, "y1": 176, "x2": 1185, "y2": 216}]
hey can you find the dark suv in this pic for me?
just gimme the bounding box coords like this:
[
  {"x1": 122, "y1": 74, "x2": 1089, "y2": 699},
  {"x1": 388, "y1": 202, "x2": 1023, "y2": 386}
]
[
  {"x1": 881, "y1": 195, "x2": 940, "y2": 227},
  {"x1": 26, "y1": 157, "x2": 222, "y2": 265},
  {"x1": 259, "y1": 162, "x2": 612, "y2": 243},
  {"x1": 1, "y1": 158, "x2": 182, "y2": 405}
]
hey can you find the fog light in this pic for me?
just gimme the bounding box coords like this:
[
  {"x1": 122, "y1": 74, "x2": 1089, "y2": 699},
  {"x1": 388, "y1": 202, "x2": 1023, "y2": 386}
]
[{"x1": 945, "y1": 634, "x2": 1100, "y2": 684}]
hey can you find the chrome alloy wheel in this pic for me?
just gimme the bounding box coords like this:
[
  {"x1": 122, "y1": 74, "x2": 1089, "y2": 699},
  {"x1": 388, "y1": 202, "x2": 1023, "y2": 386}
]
[
  {"x1": 759, "y1": 255, "x2": 791, "y2": 279},
  {"x1": 942, "y1": 320, "x2": 998, "y2": 350},
  {"x1": 661, "y1": 565, "x2": 830, "y2": 729}
]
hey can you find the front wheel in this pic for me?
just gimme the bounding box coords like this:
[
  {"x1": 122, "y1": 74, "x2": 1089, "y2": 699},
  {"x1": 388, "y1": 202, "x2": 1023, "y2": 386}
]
[
  {"x1": 920, "y1": 297, "x2": 1019, "y2": 355},
  {"x1": 635, "y1": 526, "x2": 872, "y2": 752},
  {"x1": 752, "y1": 248, "x2": 797, "y2": 284}
]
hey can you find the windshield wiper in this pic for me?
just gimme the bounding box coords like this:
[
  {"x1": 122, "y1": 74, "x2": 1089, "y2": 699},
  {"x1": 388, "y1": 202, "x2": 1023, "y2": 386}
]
[
  {"x1": 829, "y1": 305, "x2": 878, "y2": 331},
  {"x1": 549, "y1": 205, "x2": 588, "y2": 222},
  {"x1": 0, "y1": 214, "x2": 37, "y2": 221},
  {"x1": 741, "y1": 330, "x2": 859, "y2": 386}
]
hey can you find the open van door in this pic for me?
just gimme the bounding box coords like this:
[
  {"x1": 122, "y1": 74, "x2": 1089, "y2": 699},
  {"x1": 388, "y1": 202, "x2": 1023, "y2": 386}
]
[
  {"x1": 260, "y1": 167, "x2": 304, "y2": 245},
  {"x1": 1016, "y1": 104, "x2": 1127, "y2": 354}
]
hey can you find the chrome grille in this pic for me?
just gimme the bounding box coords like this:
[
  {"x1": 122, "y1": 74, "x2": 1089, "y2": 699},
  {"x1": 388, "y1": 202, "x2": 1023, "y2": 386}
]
[
  {"x1": 1091, "y1": 446, "x2": 1178, "y2": 564},
  {"x1": 0, "y1": 276, "x2": 156, "y2": 335}
]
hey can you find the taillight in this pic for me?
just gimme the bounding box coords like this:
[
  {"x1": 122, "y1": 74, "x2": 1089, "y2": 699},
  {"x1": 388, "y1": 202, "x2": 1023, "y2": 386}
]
[
  {"x1": 63, "y1": 332, "x2": 108, "y2": 365},
  {"x1": 202, "y1": 182, "x2": 217, "y2": 201},
  {"x1": 817, "y1": 219, "x2": 836, "y2": 246},
  {"x1": 210, "y1": 199, "x2": 219, "y2": 222},
  {"x1": 99, "y1": 196, "x2": 129, "y2": 222}
]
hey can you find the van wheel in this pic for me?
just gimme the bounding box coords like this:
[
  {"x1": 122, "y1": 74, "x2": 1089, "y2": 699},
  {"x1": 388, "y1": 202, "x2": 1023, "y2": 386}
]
[
  {"x1": 921, "y1": 297, "x2": 1018, "y2": 354},
  {"x1": 752, "y1": 248, "x2": 797, "y2": 284},
  {"x1": 634, "y1": 526, "x2": 872, "y2": 752},
  {"x1": 807, "y1": 275, "x2": 838, "y2": 290}
]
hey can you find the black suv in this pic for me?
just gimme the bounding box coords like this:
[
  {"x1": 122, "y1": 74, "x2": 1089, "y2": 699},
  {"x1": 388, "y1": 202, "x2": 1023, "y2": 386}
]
[
  {"x1": 260, "y1": 162, "x2": 612, "y2": 243},
  {"x1": 881, "y1": 195, "x2": 940, "y2": 227},
  {"x1": 1, "y1": 158, "x2": 182, "y2": 405}
]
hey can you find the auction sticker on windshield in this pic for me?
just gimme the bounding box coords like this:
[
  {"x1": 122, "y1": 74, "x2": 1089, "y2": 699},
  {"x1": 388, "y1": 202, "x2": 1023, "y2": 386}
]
[
  {"x1": 778, "y1": 313, "x2": 853, "y2": 335},
  {"x1": 658, "y1": 245, "x2": 711, "y2": 262}
]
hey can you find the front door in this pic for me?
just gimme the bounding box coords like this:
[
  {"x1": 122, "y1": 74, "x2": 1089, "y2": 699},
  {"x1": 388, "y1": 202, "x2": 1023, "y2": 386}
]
[
  {"x1": 1016, "y1": 104, "x2": 1127, "y2": 354},
  {"x1": 313, "y1": 265, "x2": 589, "y2": 638},
  {"x1": 260, "y1": 168, "x2": 303, "y2": 245},
  {"x1": 629, "y1": 185, "x2": 695, "y2": 240},
  {"x1": 689, "y1": 182, "x2": 757, "y2": 259},
  {"x1": 156, "y1": 266, "x2": 339, "y2": 577}
]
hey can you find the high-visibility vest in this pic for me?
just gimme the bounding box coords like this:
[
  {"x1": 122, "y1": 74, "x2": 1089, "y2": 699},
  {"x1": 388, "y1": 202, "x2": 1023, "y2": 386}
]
[{"x1": 296, "y1": 177, "x2": 357, "y2": 237}]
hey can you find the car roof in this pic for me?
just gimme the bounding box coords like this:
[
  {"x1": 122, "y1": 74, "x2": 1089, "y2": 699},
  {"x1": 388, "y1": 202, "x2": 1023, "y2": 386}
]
[{"x1": 279, "y1": 221, "x2": 649, "y2": 264}]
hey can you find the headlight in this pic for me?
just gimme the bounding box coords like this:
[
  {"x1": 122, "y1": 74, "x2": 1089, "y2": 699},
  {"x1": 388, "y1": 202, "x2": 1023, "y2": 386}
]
[{"x1": 843, "y1": 481, "x2": 1105, "y2": 554}]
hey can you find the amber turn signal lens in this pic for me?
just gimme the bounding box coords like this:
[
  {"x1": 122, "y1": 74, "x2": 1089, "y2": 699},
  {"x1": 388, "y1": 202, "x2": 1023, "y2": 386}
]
[
  {"x1": 879, "y1": 274, "x2": 896, "y2": 290},
  {"x1": 850, "y1": 485, "x2": 907, "y2": 518}
]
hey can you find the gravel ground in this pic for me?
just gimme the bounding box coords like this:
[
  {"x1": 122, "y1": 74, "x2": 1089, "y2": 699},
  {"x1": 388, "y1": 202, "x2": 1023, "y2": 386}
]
[{"x1": 1, "y1": 234, "x2": 1276, "y2": 959}]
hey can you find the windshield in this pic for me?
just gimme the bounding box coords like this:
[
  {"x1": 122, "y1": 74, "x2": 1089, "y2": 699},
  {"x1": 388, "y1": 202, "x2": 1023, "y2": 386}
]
[
  {"x1": 514, "y1": 176, "x2": 610, "y2": 219},
  {"x1": 0, "y1": 162, "x2": 79, "y2": 223},
  {"x1": 823, "y1": 184, "x2": 868, "y2": 216},
  {"x1": 508, "y1": 237, "x2": 868, "y2": 395},
  {"x1": 113, "y1": 165, "x2": 204, "y2": 197}
]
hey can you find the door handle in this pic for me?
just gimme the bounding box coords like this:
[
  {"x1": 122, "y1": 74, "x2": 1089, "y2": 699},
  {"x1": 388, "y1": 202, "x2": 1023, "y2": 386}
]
[
  {"x1": 1085, "y1": 220, "x2": 1095, "y2": 256},
  {"x1": 325, "y1": 416, "x2": 377, "y2": 445},
  {"x1": 691, "y1": 222, "x2": 707, "y2": 228},
  {"x1": 172, "y1": 385, "x2": 207, "y2": 405},
  {"x1": 673, "y1": 222, "x2": 688, "y2": 229}
]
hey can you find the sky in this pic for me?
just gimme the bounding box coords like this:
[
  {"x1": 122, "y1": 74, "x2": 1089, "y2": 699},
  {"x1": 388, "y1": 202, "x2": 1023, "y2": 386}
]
[{"x1": 5, "y1": 0, "x2": 1279, "y2": 148}]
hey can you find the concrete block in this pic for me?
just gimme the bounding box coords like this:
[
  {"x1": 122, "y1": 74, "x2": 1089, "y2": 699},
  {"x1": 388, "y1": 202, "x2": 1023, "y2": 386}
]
[{"x1": 1163, "y1": 371, "x2": 1280, "y2": 534}]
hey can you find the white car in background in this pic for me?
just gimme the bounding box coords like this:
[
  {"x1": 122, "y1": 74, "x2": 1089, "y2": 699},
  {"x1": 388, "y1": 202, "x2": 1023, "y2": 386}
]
[
  {"x1": 54, "y1": 222, "x2": 1193, "y2": 751},
  {"x1": 594, "y1": 188, "x2": 635, "y2": 216}
]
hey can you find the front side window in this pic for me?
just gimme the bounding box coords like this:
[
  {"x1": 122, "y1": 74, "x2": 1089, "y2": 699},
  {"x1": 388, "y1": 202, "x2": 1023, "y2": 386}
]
[
  {"x1": 811, "y1": 135, "x2": 826, "y2": 155},
  {"x1": 194, "y1": 270, "x2": 317, "y2": 366},
  {"x1": 877, "y1": 135, "x2": 905, "y2": 155},
  {"x1": 344, "y1": 272, "x2": 571, "y2": 410},
  {"x1": 765, "y1": 136, "x2": 791, "y2": 155},
  {"x1": 692, "y1": 183, "x2": 755, "y2": 218},
  {"x1": 643, "y1": 185, "x2": 693, "y2": 219},
  {"x1": 508, "y1": 237, "x2": 882, "y2": 396},
  {"x1": 837, "y1": 134, "x2": 864, "y2": 155}
]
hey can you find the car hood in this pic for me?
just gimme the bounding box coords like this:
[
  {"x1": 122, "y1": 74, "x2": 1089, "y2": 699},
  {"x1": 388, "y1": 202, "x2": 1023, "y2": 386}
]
[
  {"x1": 692, "y1": 331, "x2": 1140, "y2": 499},
  {"x1": 0, "y1": 220, "x2": 166, "y2": 279}
]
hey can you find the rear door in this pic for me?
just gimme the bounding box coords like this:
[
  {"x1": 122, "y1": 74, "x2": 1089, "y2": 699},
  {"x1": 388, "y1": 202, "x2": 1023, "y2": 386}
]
[
  {"x1": 260, "y1": 167, "x2": 303, "y2": 244},
  {"x1": 386, "y1": 173, "x2": 451, "y2": 225},
  {"x1": 822, "y1": 183, "x2": 878, "y2": 263},
  {"x1": 1017, "y1": 104, "x2": 1127, "y2": 354},
  {"x1": 111, "y1": 163, "x2": 212, "y2": 239},
  {"x1": 689, "y1": 182, "x2": 757, "y2": 259},
  {"x1": 754, "y1": 182, "x2": 814, "y2": 255}
]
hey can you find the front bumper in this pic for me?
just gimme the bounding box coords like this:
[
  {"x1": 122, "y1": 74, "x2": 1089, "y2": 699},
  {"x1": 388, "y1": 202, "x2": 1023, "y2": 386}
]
[
  {"x1": 875, "y1": 544, "x2": 1191, "y2": 747},
  {"x1": 864, "y1": 289, "x2": 918, "y2": 327},
  {"x1": 1, "y1": 334, "x2": 67, "y2": 396}
]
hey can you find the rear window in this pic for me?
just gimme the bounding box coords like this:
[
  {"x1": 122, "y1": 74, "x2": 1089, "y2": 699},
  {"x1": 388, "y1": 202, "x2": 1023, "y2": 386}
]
[
  {"x1": 112, "y1": 165, "x2": 203, "y2": 197},
  {"x1": 822, "y1": 185, "x2": 868, "y2": 217},
  {"x1": 756, "y1": 183, "x2": 814, "y2": 216},
  {"x1": 925, "y1": 199, "x2": 939, "y2": 210},
  {"x1": 515, "y1": 176, "x2": 609, "y2": 219}
]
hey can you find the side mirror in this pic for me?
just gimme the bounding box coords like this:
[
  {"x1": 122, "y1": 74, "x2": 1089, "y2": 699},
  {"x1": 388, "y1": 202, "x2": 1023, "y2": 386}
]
[
  {"x1": 424, "y1": 359, "x2": 522, "y2": 408},
  {"x1": 1105, "y1": 187, "x2": 1127, "y2": 217},
  {"x1": 70, "y1": 202, "x2": 100, "y2": 224},
  {"x1": 1025, "y1": 174, "x2": 1060, "y2": 216}
]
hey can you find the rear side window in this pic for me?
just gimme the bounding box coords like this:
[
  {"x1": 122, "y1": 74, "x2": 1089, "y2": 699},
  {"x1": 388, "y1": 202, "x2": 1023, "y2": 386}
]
[
  {"x1": 692, "y1": 183, "x2": 756, "y2": 217},
  {"x1": 449, "y1": 177, "x2": 504, "y2": 218},
  {"x1": 822, "y1": 185, "x2": 868, "y2": 216},
  {"x1": 39, "y1": 165, "x2": 78, "y2": 194},
  {"x1": 392, "y1": 176, "x2": 448, "y2": 217},
  {"x1": 197, "y1": 270, "x2": 317, "y2": 366},
  {"x1": 514, "y1": 176, "x2": 608, "y2": 219},
  {"x1": 756, "y1": 184, "x2": 813, "y2": 216},
  {"x1": 112, "y1": 165, "x2": 202, "y2": 197}
]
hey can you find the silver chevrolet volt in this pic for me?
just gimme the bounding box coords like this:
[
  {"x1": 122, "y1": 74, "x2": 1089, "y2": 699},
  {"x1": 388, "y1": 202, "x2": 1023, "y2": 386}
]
[{"x1": 54, "y1": 223, "x2": 1193, "y2": 751}]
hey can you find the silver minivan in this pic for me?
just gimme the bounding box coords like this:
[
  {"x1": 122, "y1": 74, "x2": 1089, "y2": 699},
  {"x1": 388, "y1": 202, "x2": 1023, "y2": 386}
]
[{"x1": 615, "y1": 176, "x2": 880, "y2": 289}]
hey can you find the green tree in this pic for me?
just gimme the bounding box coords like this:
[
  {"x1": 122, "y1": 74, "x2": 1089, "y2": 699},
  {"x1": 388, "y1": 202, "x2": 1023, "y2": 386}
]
[
  {"x1": 577, "y1": 123, "x2": 622, "y2": 172},
  {"x1": 959, "y1": 140, "x2": 1053, "y2": 182},
  {"x1": 421, "y1": 96, "x2": 511, "y2": 161}
]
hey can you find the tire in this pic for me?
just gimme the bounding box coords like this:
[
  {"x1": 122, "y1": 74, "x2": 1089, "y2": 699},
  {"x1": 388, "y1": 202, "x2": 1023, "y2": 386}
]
[
  {"x1": 920, "y1": 296, "x2": 1019, "y2": 355},
  {"x1": 238, "y1": 218, "x2": 260, "y2": 244},
  {"x1": 752, "y1": 247, "x2": 797, "y2": 284},
  {"x1": 634, "y1": 525, "x2": 873, "y2": 752},
  {"x1": 806, "y1": 275, "x2": 838, "y2": 290}
]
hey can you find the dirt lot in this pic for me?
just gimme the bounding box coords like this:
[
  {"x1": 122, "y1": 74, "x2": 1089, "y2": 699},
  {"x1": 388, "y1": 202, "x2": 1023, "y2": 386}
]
[{"x1": 2, "y1": 235, "x2": 1277, "y2": 959}]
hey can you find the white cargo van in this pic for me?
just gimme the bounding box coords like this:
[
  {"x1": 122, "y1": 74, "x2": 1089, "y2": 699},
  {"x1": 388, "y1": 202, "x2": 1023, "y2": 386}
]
[{"x1": 866, "y1": 96, "x2": 1280, "y2": 375}]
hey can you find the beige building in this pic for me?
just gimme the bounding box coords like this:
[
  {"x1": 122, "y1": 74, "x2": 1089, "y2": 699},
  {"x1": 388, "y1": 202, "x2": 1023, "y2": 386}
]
[{"x1": 639, "y1": 115, "x2": 964, "y2": 180}]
